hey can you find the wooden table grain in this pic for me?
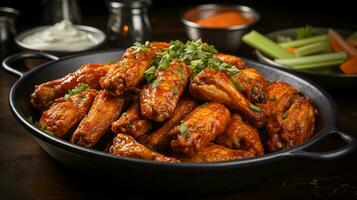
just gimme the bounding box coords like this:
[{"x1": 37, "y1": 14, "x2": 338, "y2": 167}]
[{"x1": 1, "y1": 5, "x2": 357, "y2": 200}]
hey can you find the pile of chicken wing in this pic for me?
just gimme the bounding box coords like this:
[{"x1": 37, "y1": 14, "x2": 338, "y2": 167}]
[{"x1": 31, "y1": 40, "x2": 317, "y2": 163}]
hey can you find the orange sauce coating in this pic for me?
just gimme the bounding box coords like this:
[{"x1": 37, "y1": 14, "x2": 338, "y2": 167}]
[{"x1": 196, "y1": 11, "x2": 252, "y2": 28}]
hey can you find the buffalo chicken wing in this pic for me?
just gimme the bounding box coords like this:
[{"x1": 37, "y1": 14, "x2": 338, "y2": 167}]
[
  {"x1": 170, "y1": 102, "x2": 231, "y2": 156},
  {"x1": 140, "y1": 60, "x2": 192, "y2": 122},
  {"x1": 110, "y1": 134, "x2": 180, "y2": 163},
  {"x1": 71, "y1": 90, "x2": 124, "y2": 148},
  {"x1": 31, "y1": 63, "x2": 111, "y2": 111},
  {"x1": 39, "y1": 89, "x2": 98, "y2": 138}
]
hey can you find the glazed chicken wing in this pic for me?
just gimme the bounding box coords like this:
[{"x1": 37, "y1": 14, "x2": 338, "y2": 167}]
[
  {"x1": 216, "y1": 114, "x2": 264, "y2": 156},
  {"x1": 262, "y1": 82, "x2": 317, "y2": 151},
  {"x1": 187, "y1": 144, "x2": 255, "y2": 163},
  {"x1": 111, "y1": 96, "x2": 151, "y2": 138},
  {"x1": 140, "y1": 60, "x2": 192, "y2": 122},
  {"x1": 100, "y1": 42, "x2": 168, "y2": 96},
  {"x1": 189, "y1": 68, "x2": 264, "y2": 126},
  {"x1": 233, "y1": 68, "x2": 267, "y2": 103},
  {"x1": 170, "y1": 102, "x2": 231, "y2": 156},
  {"x1": 213, "y1": 53, "x2": 247, "y2": 69},
  {"x1": 31, "y1": 63, "x2": 111, "y2": 111},
  {"x1": 139, "y1": 97, "x2": 197, "y2": 150},
  {"x1": 110, "y1": 134, "x2": 180, "y2": 163},
  {"x1": 71, "y1": 90, "x2": 124, "y2": 148},
  {"x1": 39, "y1": 89, "x2": 98, "y2": 138}
]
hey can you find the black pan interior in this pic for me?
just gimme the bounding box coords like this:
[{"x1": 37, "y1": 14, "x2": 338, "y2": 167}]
[{"x1": 9, "y1": 49, "x2": 337, "y2": 167}]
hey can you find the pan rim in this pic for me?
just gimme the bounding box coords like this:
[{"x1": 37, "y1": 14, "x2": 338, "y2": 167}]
[{"x1": 8, "y1": 49, "x2": 337, "y2": 169}]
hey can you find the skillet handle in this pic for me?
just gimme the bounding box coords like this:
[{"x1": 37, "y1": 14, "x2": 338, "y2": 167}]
[
  {"x1": 2, "y1": 52, "x2": 59, "y2": 78},
  {"x1": 289, "y1": 130, "x2": 356, "y2": 161}
]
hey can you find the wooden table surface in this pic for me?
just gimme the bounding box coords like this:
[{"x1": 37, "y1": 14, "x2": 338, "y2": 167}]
[{"x1": 1, "y1": 5, "x2": 357, "y2": 200}]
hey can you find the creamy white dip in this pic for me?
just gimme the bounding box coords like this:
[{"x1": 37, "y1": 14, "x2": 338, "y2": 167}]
[{"x1": 22, "y1": 20, "x2": 101, "y2": 52}]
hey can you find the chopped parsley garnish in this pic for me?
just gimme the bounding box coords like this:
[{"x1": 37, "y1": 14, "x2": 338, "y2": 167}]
[
  {"x1": 178, "y1": 122, "x2": 189, "y2": 138},
  {"x1": 172, "y1": 87, "x2": 178, "y2": 94},
  {"x1": 230, "y1": 76, "x2": 243, "y2": 91},
  {"x1": 120, "y1": 112, "x2": 127, "y2": 118},
  {"x1": 249, "y1": 104, "x2": 261, "y2": 112},
  {"x1": 151, "y1": 77, "x2": 165, "y2": 89},
  {"x1": 143, "y1": 39, "x2": 237, "y2": 81},
  {"x1": 268, "y1": 95, "x2": 277, "y2": 101},
  {"x1": 64, "y1": 84, "x2": 89, "y2": 100},
  {"x1": 144, "y1": 66, "x2": 157, "y2": 83},
  {"x1": 131, "y1": 41, "x2": 150, "y2": 53},
  {"x1": 281, "y1": 112, "x2": 287, "y2": 119}
]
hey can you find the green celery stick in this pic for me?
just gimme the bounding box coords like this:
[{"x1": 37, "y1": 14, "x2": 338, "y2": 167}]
[
  {"x1": 295, "y1": 42, "x2": 330, "y2": 57},
  {"x1": 290, "y1": 59, "x2": 345, "y2": 69},
  {"x1": 275, "y1": 52, "x2": 347, "y2": 66},
  {"x1": 279, "y1": 35, "x2": 327, "y2": 48},
  {"x1": 242, "y1": 30, "x2": 294, "y2": 59}
]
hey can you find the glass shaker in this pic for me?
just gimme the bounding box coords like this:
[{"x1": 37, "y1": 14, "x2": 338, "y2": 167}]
[
  {"x1": 0, "y1": 7, "x2": 19, "y2": 59},
  {"x1": 106, "y1": 0, "x2": 152, "y2": 48}
]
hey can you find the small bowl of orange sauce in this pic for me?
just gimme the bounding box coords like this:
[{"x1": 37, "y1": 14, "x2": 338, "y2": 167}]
[{"x1": 182, "y1": 4, "x2": 260, "y2": 52}]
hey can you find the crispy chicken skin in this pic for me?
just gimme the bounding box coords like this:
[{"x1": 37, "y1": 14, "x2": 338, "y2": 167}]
[
  {"x1": 110, "y1": 134, "x2": 180, "y2": 163},
  {"x1": 262, "y1": 82, "x2": 316, "y2": 151},
  {"x1": 170, "y1": 102, "x2": 231, "y2": 156},
  {"x1": 139, "y1": 97, "x2": 197, "y2": 150},
  {"x1": 233, "y1": 68, "x2": 267, "y2": 104},
  {"x1": 100, "y1": 42, "x2": 168, "y2": 96},
  {"x1": 187, "y1": 144, "x2": 255, "y2": 163},
  {"x1": 213, "y1": 53, "x2": 247, "y2": 69},
  {"x1": 140, "y1": 60, "x2": 192, "y2": 122},
  {"x1": 31, "y1": 63, "x2": 111, "y2": 111},
  {"x1": 189, "y1": 68, "x2": 265, "y2": 126},
  {"x1": 39, "y1": 89, "x2": 98, "y2": 138},
  {"x1": 216, "y1": 114, "x2": 264, "y2": 156},
  {"x1": 71, "y1": 90, "x2": 124, "y2": 148},
  {"x1": 111, "y1": 96, "x2": 151, "y2": 138}
]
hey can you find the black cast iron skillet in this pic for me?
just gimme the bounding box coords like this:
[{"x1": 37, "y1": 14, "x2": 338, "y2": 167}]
[{"x1": 2, "y1": 50, "x2": 356, "y2": 194}]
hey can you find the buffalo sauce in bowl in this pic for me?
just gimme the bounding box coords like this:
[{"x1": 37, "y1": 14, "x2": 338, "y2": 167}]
[{"x1": 195, "y1": 11, "x2": 252, "y2": 28}]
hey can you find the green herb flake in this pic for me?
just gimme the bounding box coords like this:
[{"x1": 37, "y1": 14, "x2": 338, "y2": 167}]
[
  {"x1": 151, "y1": 77, "x2": 165, "y2": 89},
  {"x1": 226, "y1": 66, "x2": 240, "y2": 76},
  {"x1": 64, "y1": 84, "x2": 89, "y2": 100},
  {"x1": 144, "y1": 66, "x2": 157, "y2": 83},
  {"x1": 146, "y1": 145, "x2": 157, "y2": 152},
  {"x1": 178, "y1": 122, "x2": 189, "y2": 138},
  {"x1": 120, "y1": 112, "x2": 127, "y2": 118},
  {"x1": 107, "y1": 59, "x2": 117, "y2": 64},
  {"x1": 230, "y1": 76, "x2": 243, "y2": 91},
  {"x1": 281, "y1": 112, "x2": 287, "y2": 119},
  {"x1": 131, "y1": 41, "x2": 151, "y2": 53},
  {"x1": 172, "y1": 87, "x2": 178, "y2": 94},
  {"x1": 28, "y1": 115, "x2": 33, "y2": 124},
  {"x1": 244, "y1": 77, "x2": 250, "y2": 83},
  {"x1": 249, "y1": 104, "x2": 261, "y2": 112},
  {"x1": 268, "y1": 95, "x2": 277, "y2": 101}
]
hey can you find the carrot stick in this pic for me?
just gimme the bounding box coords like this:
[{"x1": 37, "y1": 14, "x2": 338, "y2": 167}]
[
  {"x1": 287, "y1": 47, "x2": 296, "y2": 54},
  {"x1": 340, "y1": 56, "x2": 357, "y2": 74},
  {"x1": 328, "y1": 29, "x2": 357, "y2": 58}
]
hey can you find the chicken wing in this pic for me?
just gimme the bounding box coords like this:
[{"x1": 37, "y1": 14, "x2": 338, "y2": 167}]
[
  {"x1": 38, "y1": 89, "x2": 98, "y2": 138},
  {"x1": 140, "y1": 60, "x2": 192, "y2": 122},
  {"x1": 31, "y1": 63, "x2": 111, "y2": 111},
  {"x1": 110, "y1": 134, "x2": 180, "y2": 163},
  {"x1": 71, "y1": 90, "x2": 124, "y2": 148},
  {"x1": 111, "y1": 96, "x2": 151, "y2": 138},
  {"x1": 187, "y1": 144, "x2": 255, "y2": 163},
  {"x1": 170, "y1": 102, "x2": 231, "y2": 156},
  {"x1": 189, "y1": 68, "x2": 265, "y2": 126},
  {"x1": 213, "y1": 53, "x2": 247, "y2": 69},
  {"x1": 216, "y1": 114, "x2": 264, "y2": 156},
  {"x1": 100, "y1": 42, "x2": 168, "y2": 96},
  {"x1": 261, "y1": 82, "x2": 316, "y2": 151},
  {"x1": 138, "y1": 97, "x2": 197, "y2": 150},
  {"x1": 233, "y1": 68, "x2": 267, "y2": 103}
]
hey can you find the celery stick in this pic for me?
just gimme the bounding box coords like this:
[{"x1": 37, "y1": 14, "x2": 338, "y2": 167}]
[
  {"x1": 275, "y1": 52, "x2": 347, "y2": 66},
  {"x1": 290, "y1": 59, "x2": 345, "y2": 69},
  {"x1": 279, "y1": 35, "x2": 327, "y2": 48},
  {"x1": 295, "y1": 42, "x2": 330, "y2": 57},
  {"x1": 242, "y1": 30, "x2": 294, "y2": 59}
]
